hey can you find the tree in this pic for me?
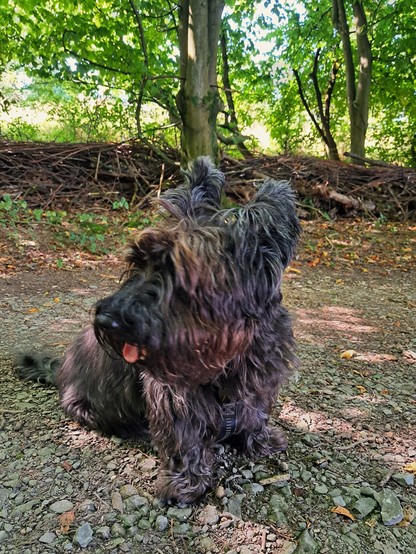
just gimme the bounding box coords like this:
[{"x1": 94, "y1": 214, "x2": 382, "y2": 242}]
[
  {"x1": 292, "y1": 48, "x2": 340, "y2": 160},
  {"x1": 176, "y1": 0, "x2": 225, "y2": 162},
  {"x1": 3, "y1": 0, "x2": 228, "y2": 163},
  {"x1": 332, "y1": 0, "x2": 372, "y2": 162}
]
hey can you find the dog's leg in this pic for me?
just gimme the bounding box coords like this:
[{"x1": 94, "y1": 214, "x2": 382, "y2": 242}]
[{"x1": 144, "y1": 378, "x2": 217, "y2": 504}]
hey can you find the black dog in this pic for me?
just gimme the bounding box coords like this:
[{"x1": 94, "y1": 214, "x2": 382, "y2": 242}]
[{"x1": 16, "y1": 157, "x2": 301, "y2": 504}]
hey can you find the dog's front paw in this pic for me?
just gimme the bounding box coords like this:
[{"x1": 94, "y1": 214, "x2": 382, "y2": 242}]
[
  {"x1": 156, "y1": 469, "x2": 211, "y2": 505},
  {"x1": 268, "y1": 426, "x2": 288, "y2": 453}
]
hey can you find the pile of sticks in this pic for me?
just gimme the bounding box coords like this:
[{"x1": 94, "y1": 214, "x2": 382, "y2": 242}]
[
  {"x1": 0, "y1": 140, "x2": 180, "y2": 210},
  {"x1": 0, "y1": 140, "x2": 414, "y2": 219},
  {"x1": 222, "y1": 154, "x2": 416, "y2": 220}
]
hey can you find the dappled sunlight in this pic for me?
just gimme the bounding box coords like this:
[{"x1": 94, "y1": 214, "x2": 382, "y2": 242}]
[
  {"x1": 278, "y1": 400, "x2": 414, "y2": 462},
  {"x1": 295, "y1": 305, "x2": 377, "y2": 343}
]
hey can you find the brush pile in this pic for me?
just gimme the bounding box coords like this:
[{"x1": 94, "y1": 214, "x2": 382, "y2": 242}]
[{"x1": 0, "y1": 140, "x2": 414, "y2": 219}]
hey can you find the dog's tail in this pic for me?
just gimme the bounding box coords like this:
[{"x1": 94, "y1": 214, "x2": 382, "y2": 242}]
[
  {"x1": 14, "y1": 352, "x2": 61, "y2": 386},
  {"x1": 158, "y1": 156, "x2": 225, "y2": 218}
]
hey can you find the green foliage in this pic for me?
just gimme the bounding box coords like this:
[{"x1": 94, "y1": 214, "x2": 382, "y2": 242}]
[
  {"x1": 0, "y1": 0, "x2": 414, "y2": 163},
  {"x1": 0, "y1": 193, "x2": 159, "y2": 254}
]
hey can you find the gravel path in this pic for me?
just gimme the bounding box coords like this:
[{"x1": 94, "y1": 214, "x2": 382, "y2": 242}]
[{"x1": 0, "y1": 262, "x2": 415, "y2": 553}]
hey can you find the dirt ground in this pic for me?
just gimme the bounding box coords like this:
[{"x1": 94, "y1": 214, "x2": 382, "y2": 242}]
[{"x1": 0, "y1": 219, "x2": 415, "y2": 553}]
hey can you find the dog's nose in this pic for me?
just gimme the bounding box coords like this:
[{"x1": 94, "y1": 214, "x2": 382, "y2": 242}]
[{"x1": 95, "y1": 313, "x2": 120, "y2": 331}]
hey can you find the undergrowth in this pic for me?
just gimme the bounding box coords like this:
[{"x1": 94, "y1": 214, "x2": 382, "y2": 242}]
[{"x1": 0, "y1": 193, "x2": 157, "y2": 256}]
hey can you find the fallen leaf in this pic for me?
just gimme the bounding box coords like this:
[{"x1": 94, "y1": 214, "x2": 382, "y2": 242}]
[
  {"x1": 308, "y1": 258, "x2": 320, "y2": 267},
  {"x1": 403, "y1": 462, "x2": 416, "y2": 474},
  {"x1": 340, "y1": 350, "x2": 357, "y2": 359},
  {"x1": 397, "y1": 506, "x2": 415, "y2": 527},
  {"x1": 26, "y1": 307, "x2": 39, "y2": 313},
  {"x1": 53, "y1": 297, "x2": 60, "y2": 303},
  {"x1": 286, "y1": 266, "x2": 301, "y2": 274},
  {"x1": 58, "y1": 511, "x2": 75, "y2": 534},
  {"x1": 61, "y1": 461, "x2": 73, "y2": 472},
  {"x1": 356, "y1": 385, "x2": 367, "y2": 394},
  {"x1": 331, "y1": 506, "x2": 356, "y2": 520}
]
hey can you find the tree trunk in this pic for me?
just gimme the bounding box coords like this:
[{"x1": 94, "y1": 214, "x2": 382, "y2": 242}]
[
  {"x1": 176, "y1": 0, "x2": 225, "y2": 165},
  {"x1": 332, "y1": 0, "x2": 372, "y2": 163}
]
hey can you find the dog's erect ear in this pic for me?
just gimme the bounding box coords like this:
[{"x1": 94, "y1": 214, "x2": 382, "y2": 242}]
[
  {"x1": 158, "y1": 157, "x2": 225, "y2": 218},
  {"x1": 224, "y1": 179, "x2": 301, "y2": 272},
  {"x1": 251, "y1": 179, "x2": 301, "y2": 267},
  {"x1": 126, "y1": 229, "x2": 175, "y2": 270}
]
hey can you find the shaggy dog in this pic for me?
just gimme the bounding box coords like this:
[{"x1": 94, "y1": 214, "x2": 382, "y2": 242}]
[{"x1": 16, "y1": 157, "x2": 301, "y2": 504}]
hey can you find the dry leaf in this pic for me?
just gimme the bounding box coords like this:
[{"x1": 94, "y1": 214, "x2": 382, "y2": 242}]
[
  {"x1": 53, "y1": 297, "x2": 60, "y2": 303},
  {"x1": 286, "y1": 266, "x2": 301, "y2": 274},
  {"x1": 356, "y1": 385, "x2": 367, "y2": 394},
  {"x1": 26, "y1": 307, "x2": 39, "y2": 313},
  {"x1": 403, "y1": 462, "x2": 416, "y2": 474},
  {"x1": 61, "y1": 461, "x2": 73, "y2": 472},
  {"x1": 308, "y1": 258, "x2": 320, "y2": 267},
  {"x1": 340, "y1": 350, "x2": 356, "y2": 359},
  {"x1": 58, "y1": 511, "x2": 75, "y2": 534},
  {"x1": 397, "y1": 506, "x2": 414, "y2": 527},
  {"x1": 331, "y1": 506, "x2": 356, "y2": 520}
]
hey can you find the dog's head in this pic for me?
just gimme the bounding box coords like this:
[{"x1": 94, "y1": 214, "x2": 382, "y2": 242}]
[
  {"x1": 94, "y1": 157, "x2": 300, "y2": 386},
  {"x1": 94, "y1": 222, "x2": 255, "y2": 386}
]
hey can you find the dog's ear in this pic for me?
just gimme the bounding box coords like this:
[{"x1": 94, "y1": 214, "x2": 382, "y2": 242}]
[
  {"x1": 127, "y1": 229, "x2": 175, "y2": 270},
  {"x1": 158, "y1": 157, "x2": 224, "y2": 218},
  {"x1": 250, "y1": 180, "x2": 301, "y2": 268},
  {"x1": 221, "y1": 180, "x2": 300, "y2": 299}
]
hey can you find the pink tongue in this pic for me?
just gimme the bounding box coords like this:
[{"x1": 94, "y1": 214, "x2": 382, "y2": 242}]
[{"x1": 122, "y1": 343, "x2": 140, "y2": 363}]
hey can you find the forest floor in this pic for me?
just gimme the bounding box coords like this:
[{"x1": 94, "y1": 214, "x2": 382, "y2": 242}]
[{"x1": 0, "y1": 217, "x2": 415, "y2": 554}]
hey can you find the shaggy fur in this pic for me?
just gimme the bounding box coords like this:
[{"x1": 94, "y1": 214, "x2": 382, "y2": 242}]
[{"x1": 16, "y1": 157, "x2": 301, "y2": 504}]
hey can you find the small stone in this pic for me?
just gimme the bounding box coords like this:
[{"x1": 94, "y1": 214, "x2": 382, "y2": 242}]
[
  {"x1": 96, "y1": 526, "x2": 111, "y2": 539},
  {"x1": 227, "y1": 493, "x2": 245, "y2": 519},
  {"x1": 124, "y1": 495, "x2": 148, "y2": 510},
  {"x1": 301, "y1": 470, "x2": 312, "y2": 482},
  {"x1": 392, "y1": 473, "x2": 414, "y2": 487},
  {"x1": 240, "y1": 547, "x2": 253, "y2": 554},
  {"x1": 138, "y1": 519, "x2": 151, "y2": 530},
  {"x1": 354, "y1": 497, "x2": 377, "y2": 518},
  {"x1": 332, "y1": 496, "x2": 346, "y2": 507},
  {"x1": 280, "y1": 540, "x2": 297, "y2": 554},
  {"x1": 314, "y1": 484, "x2": 328, "y2": 494},
  {"x1": 243, "y1": 483, "x2": 264, "y2": 495},
  {"x1": 49, "y1": 499, "x2": 74, "y2": 513},
  {"x1": 296, "y1": 529, "x2": 317, "y2": 553},
  {"x1": 198, "y1": 504, "x2": 219, "y2": 525},
  {"x1": 119, "y1": 484, "x2": 139, "y2": 498},
  {"x1": 199, "y1": 537, "x2": 215, "y2": 551},
  {"x1": 360, "y1": 486, "x2": 377, "y2": 497},
  {"x1": 73, "y1": 522, "x2": 94, "y2": 548},
  {"x1": 39, "y1": 531, "x2": 56, "y2": 544},
  {"x1": 215, "y1": 486, "x2": 225, "y2": 498},
  {"x1": 269, "y1": 494, "x2": 288, "y2": 524},
  {"x1": 111, "y1": 491, "x2": 124, "y2": 513},
  {"x1": 155, "y1": 515, "x2": 169, "y2": 531},
  {"x1": 374, "y1": 490, "x2": 404, "y2": 526},
  {"x1": 172, "y1": 522, "x2": 190, "y2": 534},
  {"x1": 167, "y1": 506, "x2": 193, "y2": 522},
  {"x1": 111, "y1": 522, "x2": 126, "y2": 538}
]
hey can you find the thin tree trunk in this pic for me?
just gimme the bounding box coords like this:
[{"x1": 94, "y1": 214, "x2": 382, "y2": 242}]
[
  {"x1": 176, "y1": 0, "x2": 225, "y2": 164},
  {"x1": 332, "y1": 0, "x2": 372, "y2": 163}
]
